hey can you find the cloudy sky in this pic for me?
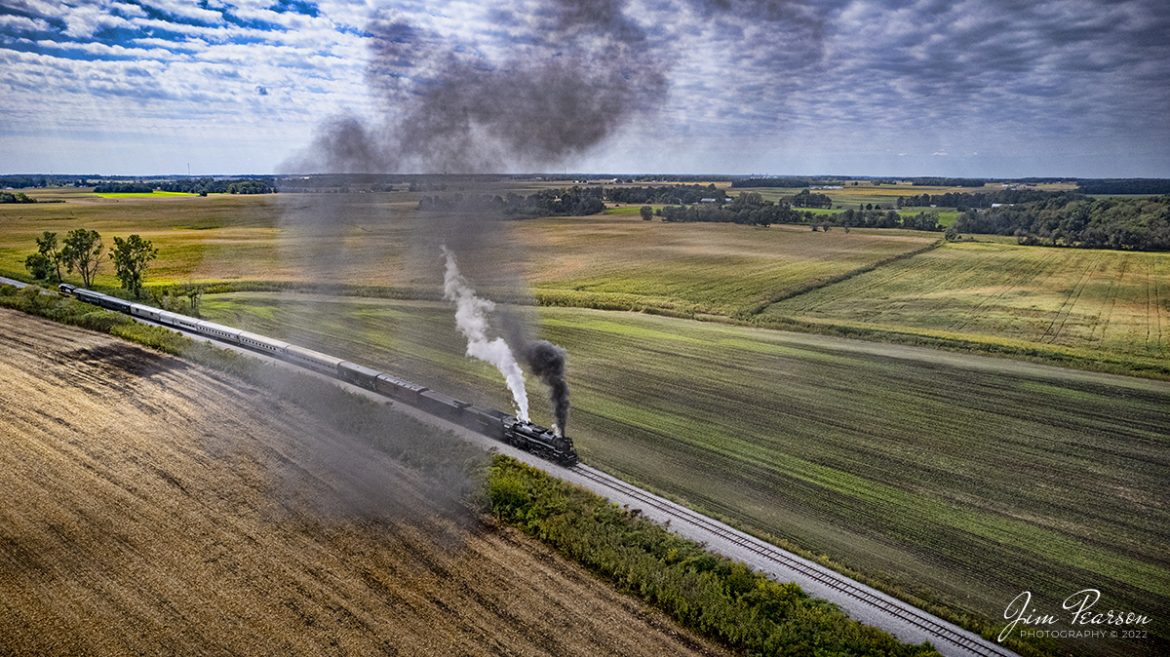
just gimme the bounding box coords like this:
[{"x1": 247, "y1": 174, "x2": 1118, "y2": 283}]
[{"x1": 1, "y1": 0, "x2": 1168, "y2": 177}]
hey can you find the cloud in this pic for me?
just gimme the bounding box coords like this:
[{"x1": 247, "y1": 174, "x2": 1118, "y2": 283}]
[
  {"x1": 139, "y1": 1, "x2": 226, "y2": 25},
  {"x1": 0, "y1": 0, "x2": 1168, "y2": 176},
  {"x1": 0, "y1": 13, "x2": 51, "y2": 32}
]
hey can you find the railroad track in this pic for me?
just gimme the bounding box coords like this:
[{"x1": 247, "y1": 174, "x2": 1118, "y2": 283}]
[{"x1": 572, "y1": 464, "x2": 1018, "y2": 657}]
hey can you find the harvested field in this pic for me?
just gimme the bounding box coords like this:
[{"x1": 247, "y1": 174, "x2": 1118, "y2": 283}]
[{"x1": 0, "y1": 309, "x2": 729, "y2": 657}]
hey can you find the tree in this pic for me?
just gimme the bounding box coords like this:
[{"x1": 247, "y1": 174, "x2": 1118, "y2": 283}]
[
  {"x1": 187, "y1": 286, "x2": 203, "y2": 316},
  {"x1": 640, "y1": 205, "x2": 653, "y2": 221},
  {"x1": 25, "y1": 231, "x2": 64, "y2": 282},
  {"x1": 36, "y1": 231, "x2": 63, "y2": 282},
  {"x1": 109, "y1": 234, "x2": 158, "y2": 298},
  {"x1": 62, "y1": 229, "x2": 103, "y2": 287},
  {"x1": 24, "y1": 253, "x2": 53, "y2": 280}
]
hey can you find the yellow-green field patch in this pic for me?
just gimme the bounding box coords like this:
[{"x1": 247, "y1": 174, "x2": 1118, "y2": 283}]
[
  {"x1": 516, "y1": 215, "x2": 937, "y2": 315},
  {"x1": 761, "y1": 241, "x2": 1170, "y2": 368}
]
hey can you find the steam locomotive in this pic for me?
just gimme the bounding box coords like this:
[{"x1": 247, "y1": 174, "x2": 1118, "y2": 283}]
[{"x1": 57, "y1": 283, "x2": 579, "y2": 466}]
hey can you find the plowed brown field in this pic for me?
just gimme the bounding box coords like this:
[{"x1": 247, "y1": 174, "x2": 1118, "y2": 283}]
[{"x1": 0, "y1": 309, "x2": 727, "y2": 657}]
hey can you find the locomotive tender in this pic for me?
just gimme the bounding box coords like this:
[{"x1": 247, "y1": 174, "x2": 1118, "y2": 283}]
[{"x1": 57, "y1": 283, "x2": 579, "y2": 466}]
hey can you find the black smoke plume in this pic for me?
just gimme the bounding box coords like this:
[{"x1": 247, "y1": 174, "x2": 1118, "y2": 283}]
[
  {"x1": 282, "y1": 0, "x2": 828, "y2": 434},
  {"x1": 287, "y1": 0, "x2": 667, "y2": 174},
  {"x1": 524, "y1": 340, "x2": 570, "y2": 436},
  {"x1": 283, "y1": 1, "x2": 664, "y2": 434}
]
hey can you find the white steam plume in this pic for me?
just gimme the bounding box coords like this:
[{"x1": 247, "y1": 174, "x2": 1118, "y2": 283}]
[{"x1": 441, "y1": 246, "x2": 530, "y2": 421}]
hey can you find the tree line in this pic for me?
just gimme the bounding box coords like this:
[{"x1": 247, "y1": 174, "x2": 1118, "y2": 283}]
[
  {"x1": 0, "y1": 175, "x2": 72, "y2": 188},
  {"x1": 954, "y1": 195, "x2": 1170, "y2": 250},
  {"x1": 896, "y1": 188, "x2": 1068, "y2": 209},
  {"x1": 907, "y1": 177, "x2": 988, "y2": 187},
  {"x1": 658, "y1": 193, "x2": 941, "y2": 231},
  {"x1": 1075, "y1": 179, "x2": 1170, "y2": 195},
  {"x1": 788, "y1": 189, "x2": 833, "y2": 208},
  {"x1": 93, "y1": 178, "x2": 276, "y2": 195},
  {"x1": 831, "y1": 208, "x2": 940, "y2": 231},
  {"x1": 418, "y1": 187, "x2": 606, "y2": 217},
  {"x1": 730, "y1": 177, "x2": 830, "y2": 189},
  {"x1": 605, "y1": 184, "x2": 726, "y2": 204},
  {"x1": 661, "y1": 192, "x2": 797, "y2": 226},
  {"x1": 1, "y1": 191, "x2": 37, "y2": 203},
  {"x1": 25, "y1": 229, "x2": 158, "y2": 297}
]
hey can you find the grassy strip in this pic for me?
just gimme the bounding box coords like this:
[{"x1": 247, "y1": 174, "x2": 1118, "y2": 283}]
[
  {"x1": 752, "y1": 313, "x2": 1170, "y2": 380},
  {"x1": 485, "y1": 455, "x2": 942, "y2": 657}
]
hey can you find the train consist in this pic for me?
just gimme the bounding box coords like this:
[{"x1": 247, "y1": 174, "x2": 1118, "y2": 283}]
[{"x1": 58, "y1": 283, "x2": 579, "y2": 466}]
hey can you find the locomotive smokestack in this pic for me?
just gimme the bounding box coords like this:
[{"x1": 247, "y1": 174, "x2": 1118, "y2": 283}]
[{"x1": 524, "y1": 340, "x2": 570, "y2": 436}]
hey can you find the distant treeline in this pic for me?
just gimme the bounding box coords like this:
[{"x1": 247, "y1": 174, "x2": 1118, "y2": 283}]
[
  {"x1": 160, "y1": 178, "x2": 275, "y2": 194},
  {"x1": 730, "y1": 177, "x2": 832, "y2": 189},
  {"x1": 417, "y1": 185, "x2": 729, "y2": 216},
  {"x1": 897, "y1": 188, "x2": 1064, "y2": 209},
  {"x1": 1075, "y1": 179, "x2": 1170, "y2": 195},
  {"x1": 908, "y1": 177, "x2": 988, "y2": 187},
  {"x1": 0, "y1": 175, "x2": 278, "y2": 191},
  {"x1": 834, "y1": 208, "x2": 941, "y2": 231},
  {"x1": 92, "y1": 183, "x2": 155, "y2": 193},
  {"x1": 789, "y1": 189, "x2": 833, "y2": 208},
  {"x1": 731, "y1": 176, "x2": 989, "y2": 188},
  {"x1": 661, "y1": 202, "x2": 796, "y2": 226},
  {"x1": 955, "y1": 195, "x2": 1170, "y2": 250},
  {"x1": 623, "y1": 174, "x2": 728, "y2": 183},
  {"x1": 0, "y1": 175, "x2": 80, "y2": 188},
  {"x1": 605, "y1": 184, "x2": 726, "y2": 204},
  {"x1": 1, "y1": 191, "x2": 37, "y2": 204},
  {"x1": 93, "y1": 178, "x2": 276, "y2": 194},
  {"x1": 418, "y1": 187, "x2": 605, "y2": 217},
  {"x1": 660, "y1": 193, "x2": 941, "y2": 230}
]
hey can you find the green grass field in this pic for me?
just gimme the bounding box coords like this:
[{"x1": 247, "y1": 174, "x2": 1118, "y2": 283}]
[
  {"x1": 516, "y1": 216, "x2": 938, "y2": 315},
  {"x1": 199, "y1": 294, "x2": 1170, "y2": 656},
  {"x1": 760, "y1": 241, "x2": 1170, "y2": 374}
]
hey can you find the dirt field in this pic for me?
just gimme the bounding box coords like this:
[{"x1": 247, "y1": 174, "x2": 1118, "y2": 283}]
[{"x1": 0, "y1": 309, "x2": 728, "y2": 657}]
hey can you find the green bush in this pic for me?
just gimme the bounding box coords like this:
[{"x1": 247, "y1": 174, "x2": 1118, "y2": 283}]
[{"x1": 485, "y1": 455, "x2": 939, "y2": 657}]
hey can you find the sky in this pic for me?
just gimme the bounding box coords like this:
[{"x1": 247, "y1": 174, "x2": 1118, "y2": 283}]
[{"x1": 1, "y1": 0, "x2": 1169, "y2": 178}]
